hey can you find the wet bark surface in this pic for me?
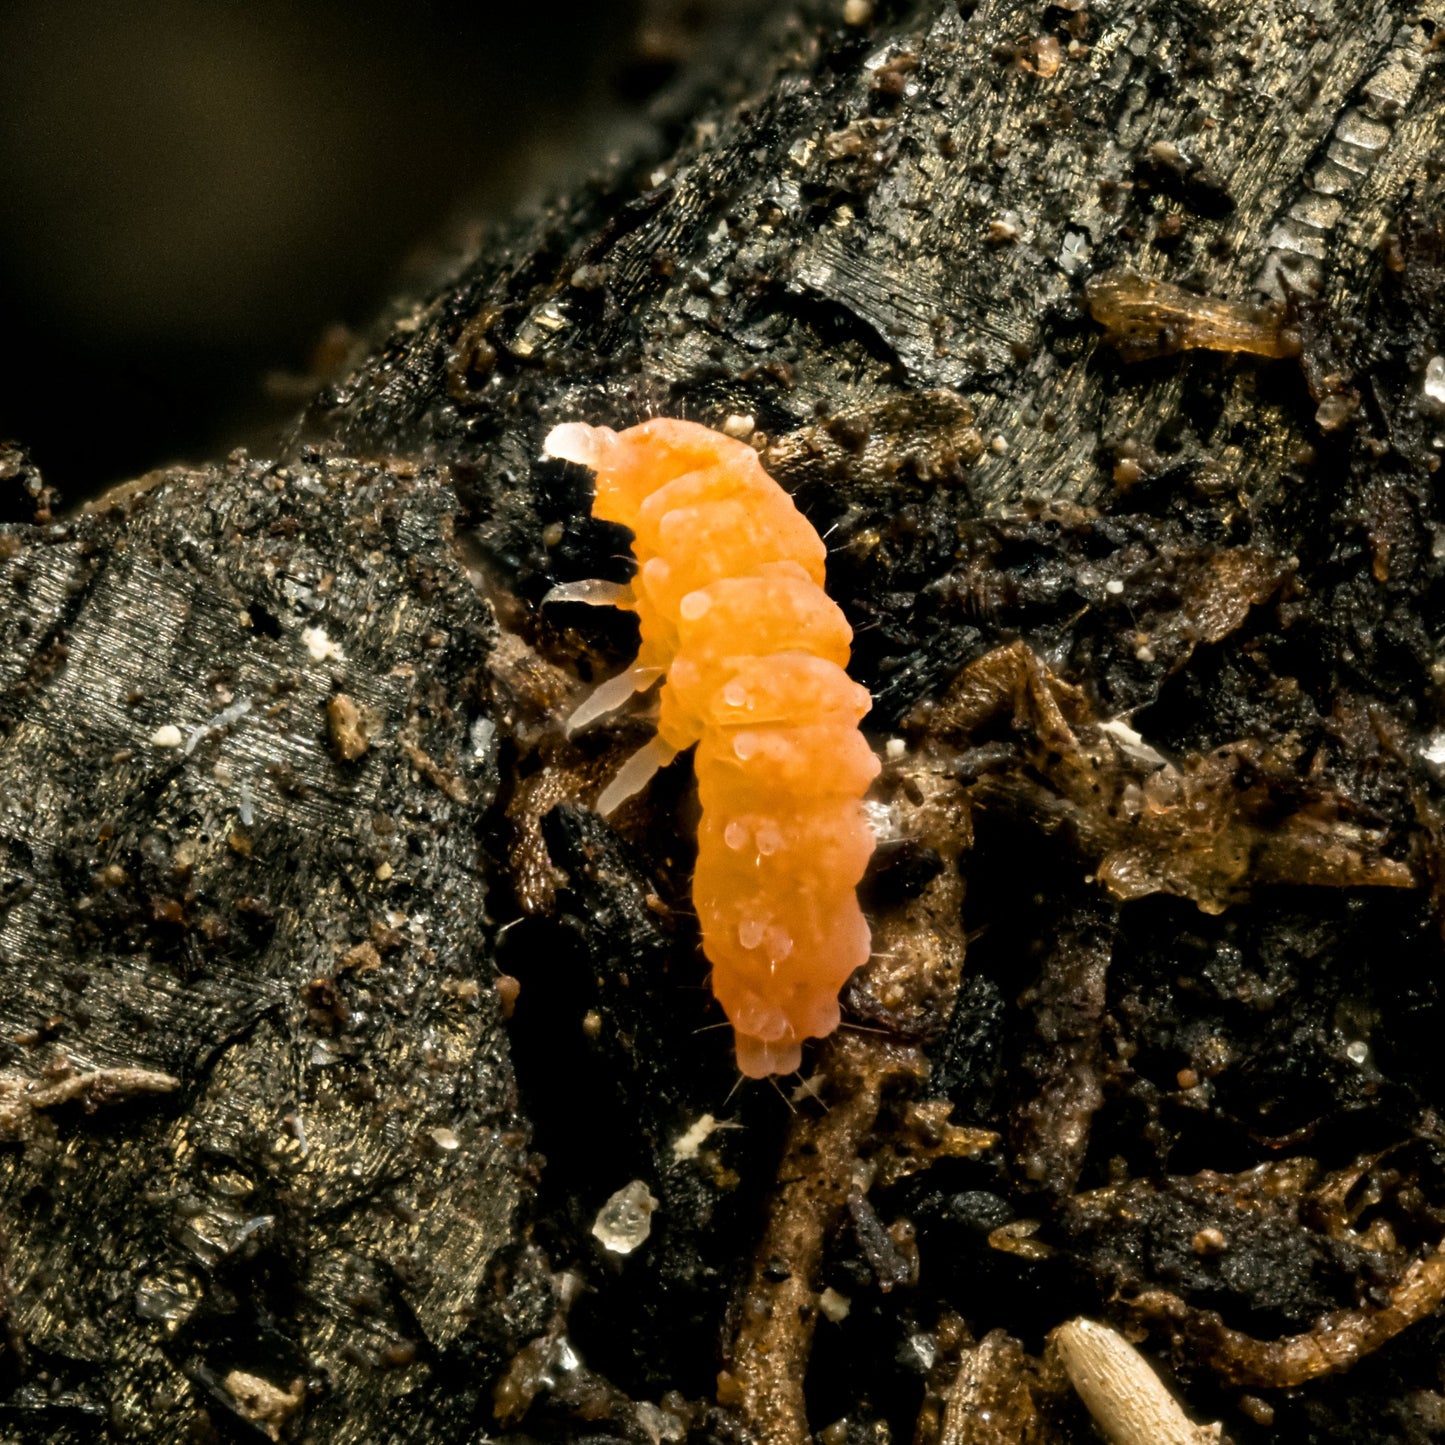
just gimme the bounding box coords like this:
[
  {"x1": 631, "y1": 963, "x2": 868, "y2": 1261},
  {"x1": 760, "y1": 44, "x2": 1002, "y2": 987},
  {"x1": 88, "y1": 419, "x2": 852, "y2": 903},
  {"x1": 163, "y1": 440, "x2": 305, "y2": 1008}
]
[{"x1": 3, "y1": 0, "x2": 1445, "y2": 1440}]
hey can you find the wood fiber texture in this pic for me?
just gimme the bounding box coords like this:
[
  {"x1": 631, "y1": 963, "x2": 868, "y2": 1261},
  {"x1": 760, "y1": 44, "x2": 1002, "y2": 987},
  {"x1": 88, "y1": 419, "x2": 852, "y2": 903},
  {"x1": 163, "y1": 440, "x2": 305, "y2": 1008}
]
[
  {"x1": 0, "y1": 456, "x2": 548, "y2": 1440},
  {"x1": 3, "y1": 0, "x2": 1445, "y2": 1440}
]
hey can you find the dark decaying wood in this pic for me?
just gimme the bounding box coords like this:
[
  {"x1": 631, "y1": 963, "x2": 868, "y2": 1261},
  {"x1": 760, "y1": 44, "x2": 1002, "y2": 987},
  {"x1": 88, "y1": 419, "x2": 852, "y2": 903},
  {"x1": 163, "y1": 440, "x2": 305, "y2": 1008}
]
[{"x1": 4, "y1": 0, "x2": 1445, "y2": 1439}]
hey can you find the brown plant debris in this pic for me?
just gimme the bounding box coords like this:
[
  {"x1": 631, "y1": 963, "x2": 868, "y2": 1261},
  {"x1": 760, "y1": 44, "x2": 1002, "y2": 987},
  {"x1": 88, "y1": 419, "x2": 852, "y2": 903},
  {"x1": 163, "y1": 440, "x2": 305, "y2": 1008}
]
[
  {"x1": 1131, "y1": 1244, "x2": 1445, "y2": 1389},
  {"x1": 492, "y1": 1271, "x2": 635, "y2": 1427},
  {"x1": 1085, "y1": 269, "x2": 1302, "y2": 363},
  {"x1": 506, "y1": 758, "x2": 602, "y2": 915},
  {"x1": 1010, "y1": 898, "x2": 1114, "y2": 1194},
  {"x1": 871, "y1": 1098, "x2": 997, "y2": 1190},
  {"x1": 222, "y1": 1371, "x2": 306, "y2": 1442},
  {"x1": 1064, "y1": 1156, "x2": 1445, "y2": 1389},
  {"x1": 488, "y1": 622, "x2": 630, "y2": 915},
  {"x1": 326, "y1": 693, "x2": 373, "y2": 761},
  {"x1": 912, "y1": 641, "x2": 1417, "y2": 912},
  {"x1": 763, "y1": 390, "x2": 985, "y2": 492},
  {"x1": 927, "y1": 1329, "x2": 1050, "y2": 1445},
  {"x1": 0, "y1": 1065, "x2": 179, "y2": 1143},
  {"x1": 721, "y1": 1034, "x2": 925, "y2": 1445},
  {"x1": 399, "y1": 726, "x2": 470, "y2": 804},
  {"x1": 847, "y1": 739, "x2": 972, "y2": 1040}
]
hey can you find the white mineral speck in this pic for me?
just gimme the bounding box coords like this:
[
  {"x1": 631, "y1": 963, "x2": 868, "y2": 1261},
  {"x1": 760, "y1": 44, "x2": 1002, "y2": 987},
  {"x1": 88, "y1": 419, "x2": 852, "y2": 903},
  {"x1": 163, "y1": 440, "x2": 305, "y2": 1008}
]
[
  {"x1": 818, "y1": 1287, "x2": 851, "y2": 1322},
  {"x1": 1058, "y1": 229, "x2": 1092, "y2": 275},
  {"x1": 301, "y1": 626, "x2": 343, "y2": 663},
  {"x1": 1423, "y1": 733, "x2": 1445, "y2": 767},
  {"x1": 1424, "y1": 355, "x2": 1445, "y2": 409},
  {"x1": 1105, "y1": 578, "x2": 1125, "y2": 595},
  {"x1": 592, "y1": 1180, "x2": 659, "y2": 1254},
  {"x1": 1345, "y1": 1040, "x2": 1369, "y2": 1065},
  {"x1": 904, "y1": 1333, "x2": 939, "y2": 1371},
  {"x1": 722, "y1": 413, "x2": 756, "y2": 439},
  {"x1": 470, "y1": 717, "x2": 496, "y2": 761},
  {"x1": 430, "y1": 1127, "x2": 460, "y2": 1151},
  {"x1": 885, "y1": 737, "x2": 906, "y2": 761},
  {"x1": 150, "y1": 724, "x2": 184, "y2": 748}
]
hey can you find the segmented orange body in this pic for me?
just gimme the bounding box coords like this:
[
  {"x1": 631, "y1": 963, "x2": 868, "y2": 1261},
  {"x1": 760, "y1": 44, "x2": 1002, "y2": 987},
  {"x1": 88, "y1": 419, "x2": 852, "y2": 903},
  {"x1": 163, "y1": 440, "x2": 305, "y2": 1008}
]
[{"x1": 544, "y1": 418, "x2": 880, "y2": 1077}]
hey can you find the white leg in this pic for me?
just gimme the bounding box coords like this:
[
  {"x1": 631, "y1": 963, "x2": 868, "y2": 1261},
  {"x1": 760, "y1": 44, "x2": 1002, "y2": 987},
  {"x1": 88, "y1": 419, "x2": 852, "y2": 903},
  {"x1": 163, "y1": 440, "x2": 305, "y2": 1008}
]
[
  {"x1": 596, "y1": 735, "x2": 678, "y2": 816},
  {"x1": 566, "y1": 665, "x2": 662, "y2": 736}
]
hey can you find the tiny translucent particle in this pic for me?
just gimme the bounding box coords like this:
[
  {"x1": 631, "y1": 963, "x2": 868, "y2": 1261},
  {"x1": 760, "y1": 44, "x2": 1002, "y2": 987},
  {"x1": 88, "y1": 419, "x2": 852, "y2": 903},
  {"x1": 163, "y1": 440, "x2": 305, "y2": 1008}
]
[
  {"x1": 635, "y1": 1401, "x2": 688, "y2": 1444},
  {"x1": 904, "y1": 1333, "x2": 939, "y2": 1371},
  {"x1": 1058, "y1": 229, "x2": 1092, "y2": 274},
  {"x1": 863, "y1": 798, "x2": 901, "y2": 842},
  {"x1": 1029, "y1": 36, "x2": 1062, "y2": 78},
  {"x1": 1424, "y1": 355, "x2": 1445, "y2": 409},
  {"x1": 1098, "y1": 718, "x2": 1168, "y2": 769},
  {"x1": 592, "y1": 1180, "x2": 659, "y2": 1254}
]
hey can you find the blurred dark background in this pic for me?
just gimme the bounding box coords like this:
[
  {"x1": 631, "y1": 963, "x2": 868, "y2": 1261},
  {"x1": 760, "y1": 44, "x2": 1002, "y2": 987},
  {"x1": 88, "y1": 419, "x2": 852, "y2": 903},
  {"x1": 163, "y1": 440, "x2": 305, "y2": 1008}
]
[{"x1": 0, "y1": 0, "x2": 738, "y2": 503}]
